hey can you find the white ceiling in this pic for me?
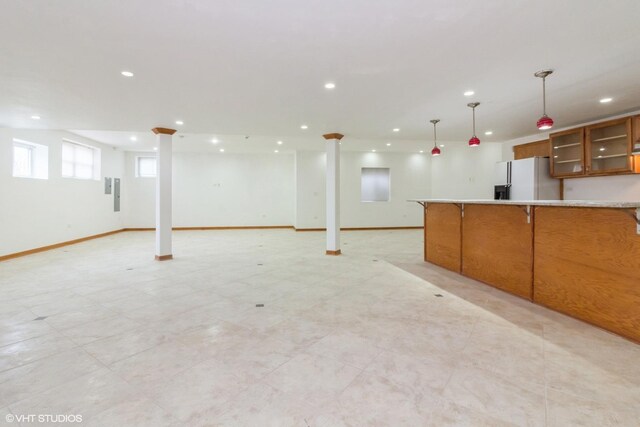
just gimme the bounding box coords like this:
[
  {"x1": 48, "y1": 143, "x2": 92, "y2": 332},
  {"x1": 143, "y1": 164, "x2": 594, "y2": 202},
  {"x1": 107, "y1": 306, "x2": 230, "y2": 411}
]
[{"x1": 2, "y1": 0, "x2": 640, "y2": 151}]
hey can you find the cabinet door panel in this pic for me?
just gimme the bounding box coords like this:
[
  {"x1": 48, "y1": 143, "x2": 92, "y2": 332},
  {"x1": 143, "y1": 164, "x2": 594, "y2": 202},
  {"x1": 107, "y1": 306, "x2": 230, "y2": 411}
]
[
  {"x1": 585, "y1": 118, "x2": 632, "y2": 175},
  {"x1": 550, "y1": 129, "x2": 584, "y2": 178}
]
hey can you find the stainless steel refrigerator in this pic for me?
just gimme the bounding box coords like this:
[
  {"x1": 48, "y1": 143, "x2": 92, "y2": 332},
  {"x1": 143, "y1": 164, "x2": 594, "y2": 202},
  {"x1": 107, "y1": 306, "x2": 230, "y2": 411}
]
[{"x1": 493, "y1": 157, "x2": 560, "y2": 200}]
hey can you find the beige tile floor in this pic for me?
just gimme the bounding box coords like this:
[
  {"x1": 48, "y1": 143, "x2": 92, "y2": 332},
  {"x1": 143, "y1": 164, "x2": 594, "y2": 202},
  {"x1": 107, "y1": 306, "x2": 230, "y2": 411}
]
[{"x1": 1, "y1": 229, "x2": 639, "y2": 426}]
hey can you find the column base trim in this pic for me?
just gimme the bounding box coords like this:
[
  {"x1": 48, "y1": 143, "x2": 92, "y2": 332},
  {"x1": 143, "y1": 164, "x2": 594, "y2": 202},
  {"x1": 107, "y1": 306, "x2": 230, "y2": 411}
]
[
  {"x1": 155, "y1": 254, "x2": 173, "y2": 261},
  {"x1": 326, "y1": 250, "x2": 342, "y2": 256}
]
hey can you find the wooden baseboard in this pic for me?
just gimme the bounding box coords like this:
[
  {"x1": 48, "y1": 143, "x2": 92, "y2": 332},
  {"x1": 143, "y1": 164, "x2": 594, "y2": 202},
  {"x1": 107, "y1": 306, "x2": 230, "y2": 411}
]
[
  {"x1": 124, "y1": 226, "x2": 294, "y2": 231},
  {"x1": 296, "y1": 226, "x2": 422, "y2": 232},
  {"x1": 155, "y1": 254, "x2": 173, "y2": 261},
  {"x1": 0, "y1": 229, "x2": 125, "y2": 262},
  {"x1": 326, "y1": 250, "x2": 342, "y2": 255}
]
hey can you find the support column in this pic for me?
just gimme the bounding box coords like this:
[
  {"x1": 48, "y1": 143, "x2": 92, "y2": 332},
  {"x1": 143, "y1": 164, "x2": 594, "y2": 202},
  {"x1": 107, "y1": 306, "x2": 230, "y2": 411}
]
[
  {"x1": 152, "y1": 127, "x2": 176, "y2": 261},
  {"x1": 323, "y1": 133, "x2": 344, "y2": 255}
]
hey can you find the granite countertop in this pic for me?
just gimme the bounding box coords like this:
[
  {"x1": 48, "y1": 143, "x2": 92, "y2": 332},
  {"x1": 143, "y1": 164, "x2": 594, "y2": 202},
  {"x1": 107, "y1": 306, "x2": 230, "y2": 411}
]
[{"x1": 408, "y1": 199, "x2": 640, "y2": 208}]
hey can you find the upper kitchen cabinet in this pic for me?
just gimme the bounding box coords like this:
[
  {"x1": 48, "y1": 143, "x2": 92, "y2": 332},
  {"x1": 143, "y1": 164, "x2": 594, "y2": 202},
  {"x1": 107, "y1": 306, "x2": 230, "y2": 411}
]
[
  {"x1": 550, "y1": 128, "x2": 585, "y2": 178},
  {"x1": 585, "y1": 117, "x2": 633, "y2": 175}
]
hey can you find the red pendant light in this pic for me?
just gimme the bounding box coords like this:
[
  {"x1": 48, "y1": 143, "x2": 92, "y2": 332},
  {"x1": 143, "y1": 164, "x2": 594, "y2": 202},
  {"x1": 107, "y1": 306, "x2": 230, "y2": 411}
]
[
  {"x1": 430, "y1": 119, "x2": 441, "y2": 156},
  {"x1": 467, "y1": 102, "x2": 480, "y2": 147},
  {"x1": 535, "y1": 69, "x2": 554, "y2": 130}
]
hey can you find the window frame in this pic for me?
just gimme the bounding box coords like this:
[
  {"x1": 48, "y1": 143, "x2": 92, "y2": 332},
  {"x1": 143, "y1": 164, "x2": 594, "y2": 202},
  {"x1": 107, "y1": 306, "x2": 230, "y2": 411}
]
[
  {"x1": 61, "y1": 139, "x2": 101, "y2": 180},
  {"x1": 12, "y1": 141, "x2": 35, "y2": 178},
  {"x1": 135, "y1": 155, "x2": 157, "y2": 178},
  {"x1": 360, "y1": 167, "x2": 391, "y2": 203}
]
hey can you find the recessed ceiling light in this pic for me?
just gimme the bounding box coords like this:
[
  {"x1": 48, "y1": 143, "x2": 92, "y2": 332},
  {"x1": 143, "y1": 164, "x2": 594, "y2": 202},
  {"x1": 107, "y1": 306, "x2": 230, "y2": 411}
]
[
  {"x1": 153, "y1": 147, "x2": 157, "y2": 151},
  {"x1": 219, "y1": 148, "x2": 225, "y2": 153},
  {"x1": 419, "y1": 150, "x2": 424, "y2": 153},
  {"x1": 324, "y1": 82, "x2": 336, "y2": 89},
  {"x1": 386, "y1": 143, "x2": 391, "y2": 146},
  {"x1": 485, "y1": 131, "x2": 493, "y2": 135},
  {"x1": 121, "y1": 71, "x2": 134, "y2": 77},
  {"x1": 464, "y1": 90, "x2": 475, "y2": 97},
  {"x1": 300, "y1": 125, "x2": 308, "y2": 130},
  {"x1": 599, "y1": 147, "x2": 606, "y2": 151},
  {"x1": 277, "y1": 140, "x2": 283, "y2": 145},
  {"x1": 599, "y1": 97, "x2": 613, "y2": 103},
  {"x1": 371, "y1": 149, "x2": 376, "y2": 152},
  {"x1": 274, "y1": 150, "x2": 279, "y2": 153},
  {"x1": 31, "y1": 115, "x2": 41, "y2": 120},
  {"x1": 439, "y1": 144, "x2": 445, "y2": 148},
  {"x1": 130, "y1": 136, "x2": 137, "y2": 141},
  {"x1": 392, "y1": 128, "x2": 400, "y2": 132},
  {"x1": 211, "y1": 138, "x2": 219, "y2": 144},
  {"x1": 175, "y1": 120, "x2": 184, "y2": 125}
]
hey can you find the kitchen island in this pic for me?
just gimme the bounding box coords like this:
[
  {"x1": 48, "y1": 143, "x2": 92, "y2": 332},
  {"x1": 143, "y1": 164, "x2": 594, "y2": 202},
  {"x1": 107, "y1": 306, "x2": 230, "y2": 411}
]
[{"x1": 411, "y1": 199, "x2": 640, "y2": 343}]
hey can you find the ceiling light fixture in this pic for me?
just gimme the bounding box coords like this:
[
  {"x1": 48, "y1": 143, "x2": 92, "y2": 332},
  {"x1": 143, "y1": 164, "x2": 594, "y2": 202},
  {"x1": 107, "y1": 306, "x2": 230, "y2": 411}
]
[
  {"x1": 121, "y1": 71, "x2": 134, "y2": 77},
  {"x1": 535, "y1": 69, "x2": 554, "y2": 130},
  {"x1": 430, "y1": 119, "x2": 441, "y2": 156},
  {"x1": 130, "y1": 136, "x2": 137, "y2": 141},
  {"x1": 599, "y1": 97, "x2": 613, "y2": 104},
  {"x1": 219, "y1": 148, "x2": 225, "y2": 153},
  {"x1": 274, "y1": 150, "x2": 279, "y2": 153},
  {"x1": 175, "y1": 120, "x2": 184, "y2": 125},
  {"x1": 393, "y1": 128, "x2": 400, "y2": 132},
  {"x1": 31, "y1": 115, "x2": 41, "y2": 120},
  {"x1": 419, "y1": 150, "x2": 424, "y2": 153},
  {"x1": 324, "y1": 82, "x2": 335, "y2": 89},
  {"x1": 386, "y1": 143, "x2": 391, "y2": 146},
  {"x1": 153, "y1": 147, "x2": 157, "y2": 151},
  {"x1": 211, "y1": 138, "x2": 219, "y2": 144},
  {"x1": 372, "y1": 149, "x2": 376, "y2": 152},
  {"x1": 467, "y1": 102, "x2": 481, "y2": 147},
  {"x1": 277, "y1": 140, "x2": 283, "y2": 145},
  {"x1": 300, "y1": 125, "x2": 308, "y2": 130},
  {"x1": 485, "y1": 131, "x2": 493, "y2": 136},
  {"x1": 464, "y1": 90, "x2": 475, "y2": 97}
]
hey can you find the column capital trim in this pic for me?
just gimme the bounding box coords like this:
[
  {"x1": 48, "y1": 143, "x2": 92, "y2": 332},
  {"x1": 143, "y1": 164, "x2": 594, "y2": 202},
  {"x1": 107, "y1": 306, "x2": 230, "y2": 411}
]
[
  {"x1": 152, "y1": 127, "x2": 177, "y2": 135},
  {"x1": 323, "y1": 133, "x2": 344, "y2": 141}
]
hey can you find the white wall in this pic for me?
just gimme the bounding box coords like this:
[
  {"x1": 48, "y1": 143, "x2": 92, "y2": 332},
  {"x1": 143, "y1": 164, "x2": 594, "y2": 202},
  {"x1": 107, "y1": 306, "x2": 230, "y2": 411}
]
[
  {"x1": 0, "y1": 129, "x2": 124, "y2": 257},
  {"x1": 294, "y1": 151, "x2": 431, "y2": 229},
  {"x1": 430, "y1": 142, "x2": 503, "y2": 199},
  {"x1": 0, "y1": 129, "x2": 506, "y2": 257},
  {"x1": 124, "y1": 151, "x2": 295, "y2": 228},
  {"x1": 563, "y1": 175, "x2": 640, "y2": 201}
]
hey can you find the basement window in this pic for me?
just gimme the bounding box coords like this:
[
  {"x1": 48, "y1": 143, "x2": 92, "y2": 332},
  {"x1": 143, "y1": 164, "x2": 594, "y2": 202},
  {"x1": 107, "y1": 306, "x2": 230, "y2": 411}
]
[
  {"x1": 361, "y1": 167, "x2": 390, "y2": 202},
  {"x1": 62, "y1": 139, "x2": 101, "y2": 180},
  {"x1": 136, "y1": 156, "x2": 157, "y2": 178},
  {"x1": 12, "y1": 139, "x2": 48, "y2": 179}
]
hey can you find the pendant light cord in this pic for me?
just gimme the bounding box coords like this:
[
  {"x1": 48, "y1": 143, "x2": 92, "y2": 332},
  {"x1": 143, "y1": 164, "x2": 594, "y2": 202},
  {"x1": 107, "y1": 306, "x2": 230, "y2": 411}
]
[
  {"x1": 542, "y1": 76, "x2": 547, "y2": 116},
  {"x1": 472, "y1": 106, "x2": 476, "y2": 137},
  {"x1": 433, "y1": 122, "x2": 437, "y2": 148}
]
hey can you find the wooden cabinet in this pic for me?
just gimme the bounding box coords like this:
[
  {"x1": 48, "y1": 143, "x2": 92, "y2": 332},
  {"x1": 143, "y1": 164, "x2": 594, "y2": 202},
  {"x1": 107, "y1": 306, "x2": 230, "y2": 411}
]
[
  {"x1": 550, "y1": 128, "x2": 585, "y2": 177},
  {"x1": 633, "y1": 115, "x2": 640, "y2": 173},
  {"x1": 585, "y1": 117, "x2": 633, "y2": 175},
  {"x1": 513, "y1": 139, "x2": 549, "y2": 160},
  {"x1": 549, "y1": 116, "x2": 636, "y2": 178}
]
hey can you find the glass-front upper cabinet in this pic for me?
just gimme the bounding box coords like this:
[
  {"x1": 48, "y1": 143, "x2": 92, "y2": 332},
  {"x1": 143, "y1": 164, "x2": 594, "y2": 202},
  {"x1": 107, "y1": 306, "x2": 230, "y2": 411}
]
[
  {"x1": 585, "y1": 117, "x2": 633, "y2": 175},
  {"x1": 550, "y1": 128, "x2": 585, "y2": 177}
]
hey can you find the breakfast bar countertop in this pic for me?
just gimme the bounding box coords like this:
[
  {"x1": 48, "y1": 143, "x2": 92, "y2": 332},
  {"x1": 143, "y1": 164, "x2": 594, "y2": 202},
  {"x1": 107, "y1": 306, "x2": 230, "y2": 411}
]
[{"x1": 408, "y1": 199, "x2": 640, "y2": 209}]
